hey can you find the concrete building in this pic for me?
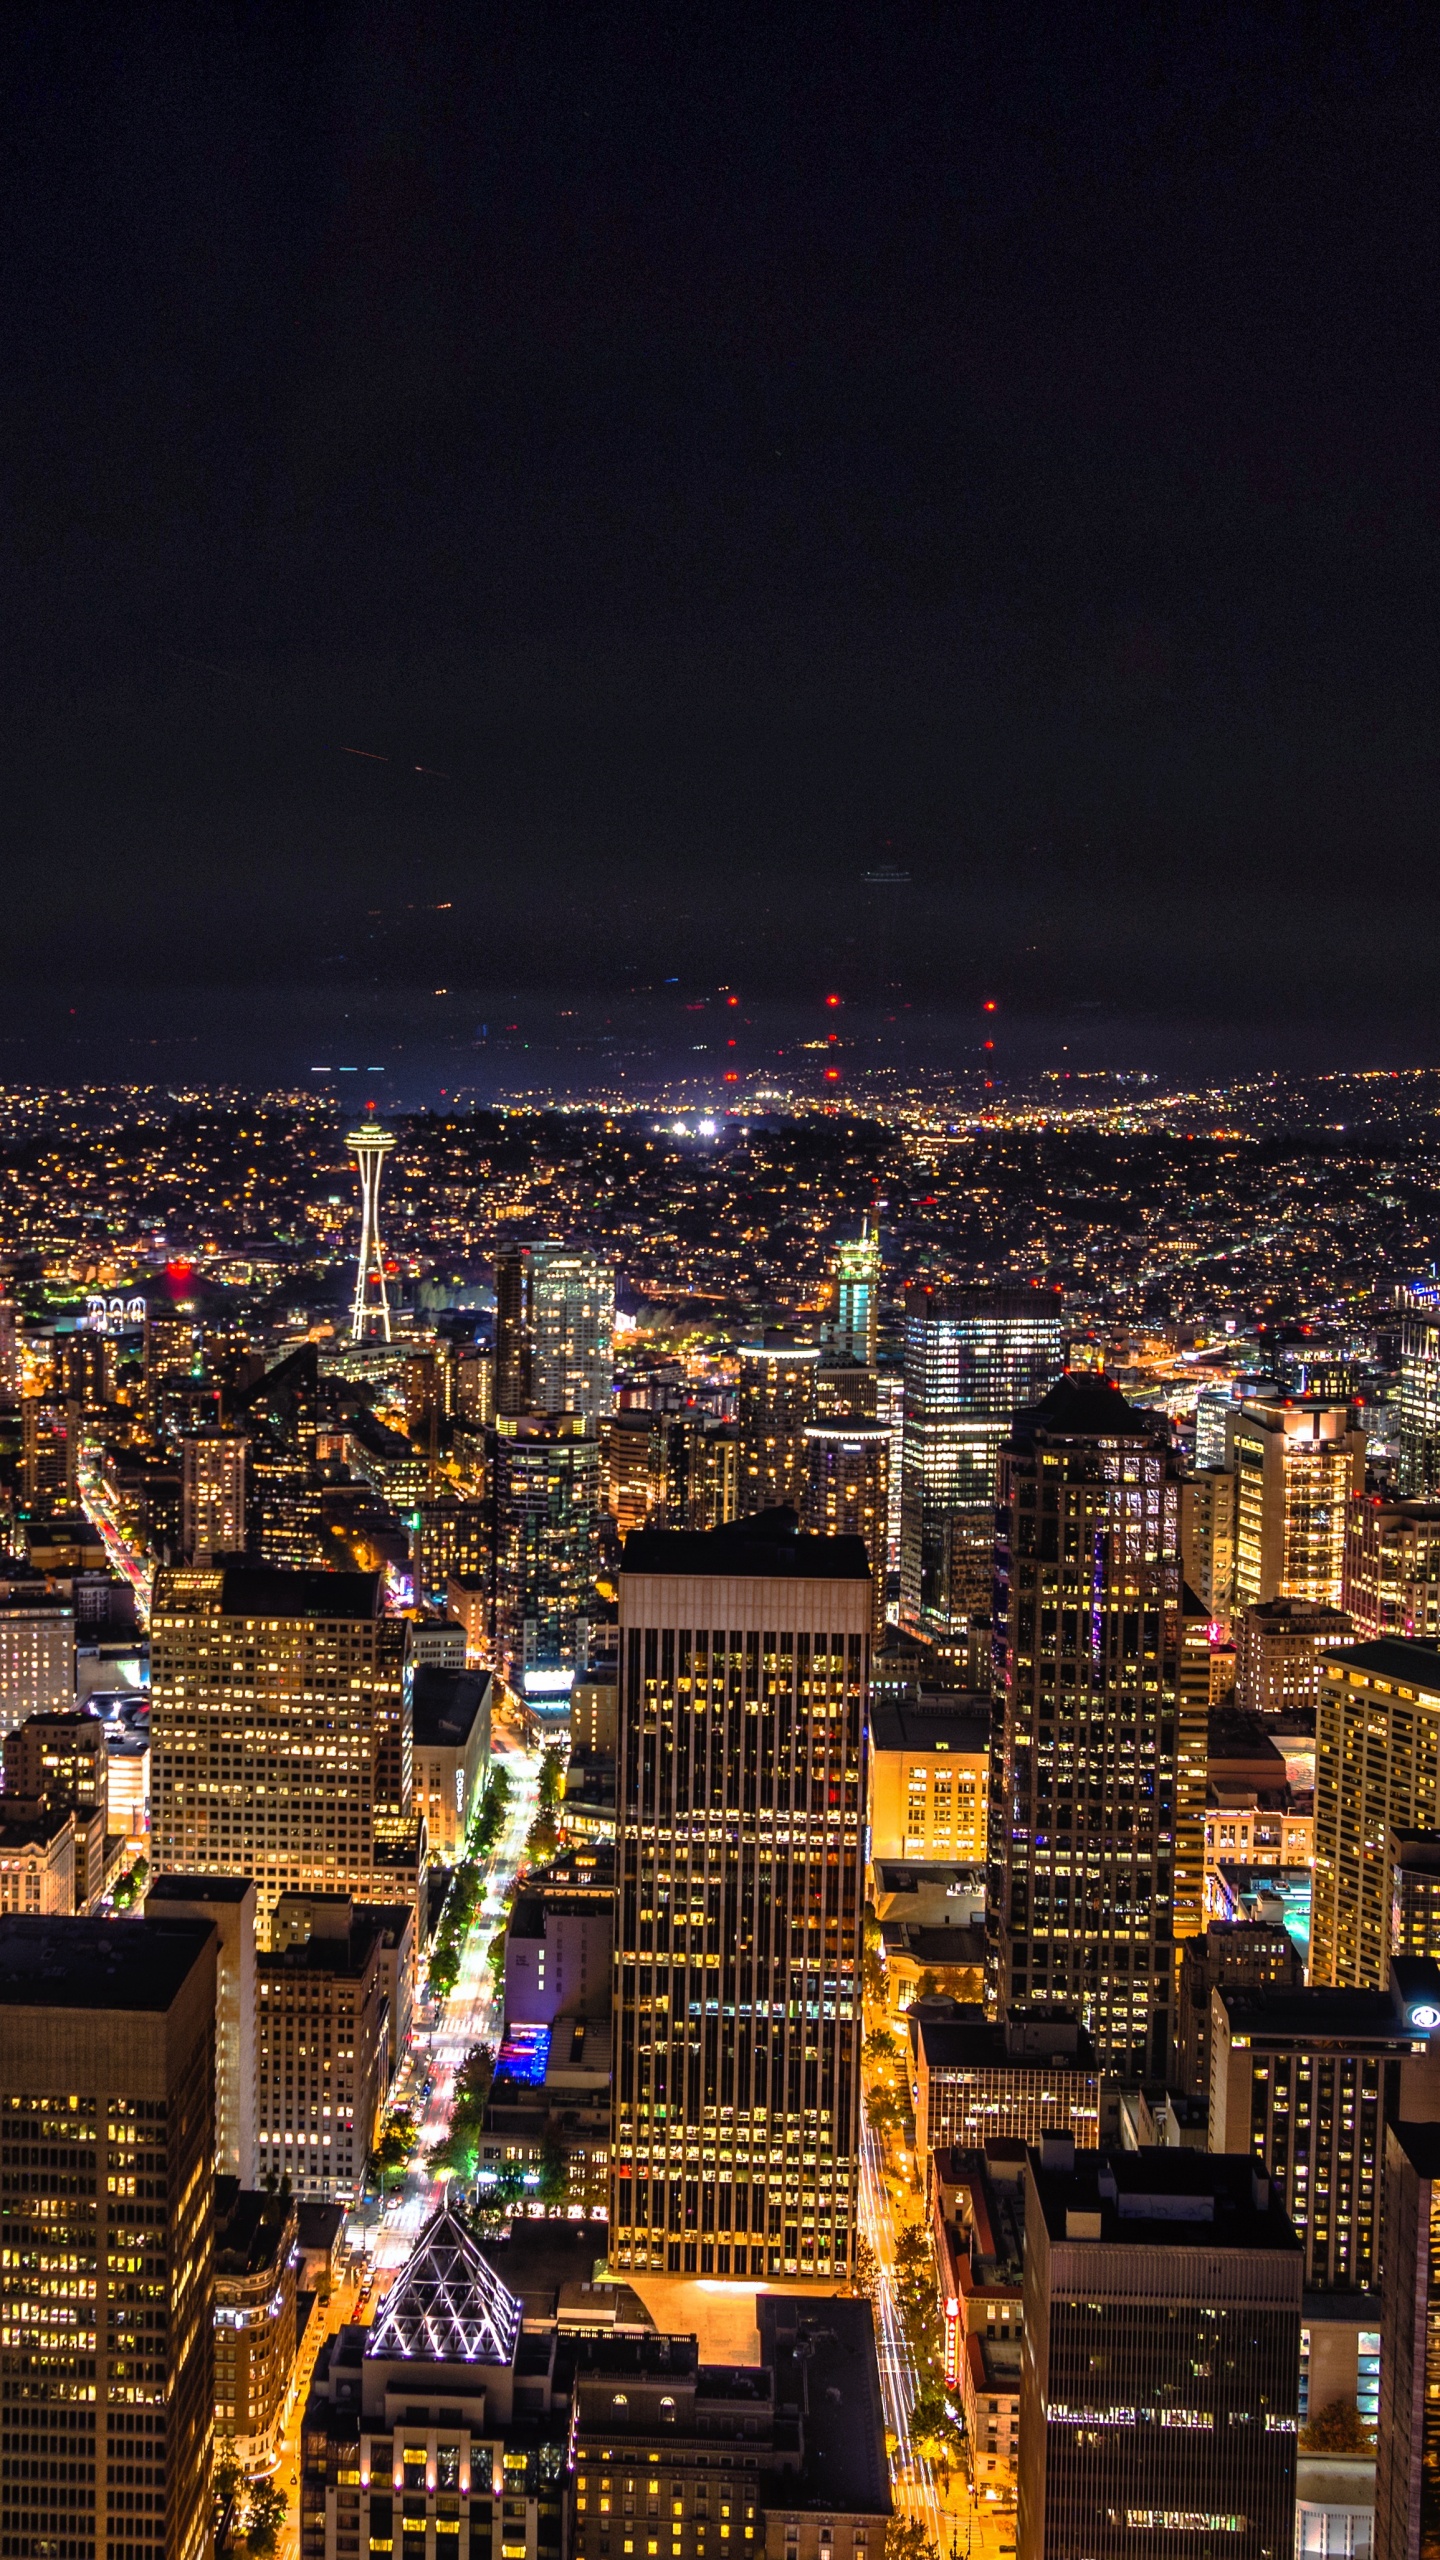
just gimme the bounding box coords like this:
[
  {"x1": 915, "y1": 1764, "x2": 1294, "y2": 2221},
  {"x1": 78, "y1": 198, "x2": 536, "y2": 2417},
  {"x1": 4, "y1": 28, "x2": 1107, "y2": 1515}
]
[
  {"x1": 0, "y1": 1592, "x2": 75, "y2": 1740},
  {"x1": 256, "y1": 1893, "x2": 391, "y2": 2200},
  {"x1": 914, "y1": 2007, "x2": 1101, "y2": 2156},
  {"x1": 1175, "y1": 1920, "x2": 1303, "y2": 2100},
  {"x1": 213, "y1": 2178, "x2": 298, "y2": 2468},
  {"x1": 1180, "y1": 1465, "x2": 1237, "y2": 1622},
  {"x1": 1017, "y1": 2140, "x2": 1301, "y2": 2560},
  {"x1": 504, "y1": 1872, "x2": 613, "y2": 2027},
  {"x1": 149, "y1": 1562, "x2": 413, "y2": 1934},
  {"x1": 0, "y1": 1800, "x2": 76, "y2": 1913},
  {"x1": 3, "y1": 1700, "x2": 107, "y2": 1813},
  {"x1": 411, "y1": 1498, "x2": 490, "y2": 1610},
  {"x1": 1229, "y1": 1399, "x2": 1367, "y2": 1612},
  {"x1": 867, "y1": 1693, "x2": 988, "y2": 1865},
  {"x1": 612, "y1": 1512, "x2": 869, "y2": 2282},
  {"x1": 737, "y1": 1332, "x2": 820, "y2": 1514},
  {"x1": 801, "y1": 1418, "x2": 891, "y2": 1635},
  {"x1": 179, "y1": 1428, "x2": 247, "y2": 1563},
  {"x1": 1397, "y1": 1282, "x2": 1440, "y2": 1499},
  {"x1": 1376, "y1": 2116, "x2": 1440, "y2": 2560},
  {"x1": 1345, "y1": 1493, "x2": 1440, "y2": 1642},
  {"x1": 988, "y1": 1375, "x2": 1200, "y2": 2078},
  {"x1": 899, "y1": 1282, "x2": 1064, "y2": 1648},
  {"x1": 1390, "y1": 1830, "x2": 1440, "y2": 1964},
  {"x1": 410, "y1": 1663, "x2": 492, "y2": 1860},
  {"x1": 0, "y1": 1913, "x2": 217, "y2": 2560},
  {"x1": 928, "y1": 2144, "x2": 1025, "y2": 2495},
  {"x1": 1209, "y1": 1963, "x2": 1440, "y2": 2295},
  {"x1": 1235, "y1": 1596, "x2": 1353, "y2": 1717},
  {"x1": 147, "y1": 1871, "x2": 258, "y2": 2185},
  {"x1": 1312, "y1": 1637, "x2": 1440, "y2": 1988}
]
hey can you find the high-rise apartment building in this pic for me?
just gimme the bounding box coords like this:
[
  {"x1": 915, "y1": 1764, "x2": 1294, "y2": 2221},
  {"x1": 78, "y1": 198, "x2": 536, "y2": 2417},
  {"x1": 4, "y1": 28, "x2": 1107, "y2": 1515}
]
[
  {"x1": 0, "y1": 1913, "x2": 217, "y2": 2560},
  {"x1": 1398, "y1": 1282, "x2": 1440, "y2": 1498},
  {"x1": 0, "y1": 1593, "x2": 75, "y2": 1741},
  {"x1": 899, "y1": 1283, "x2": 1064, "y2": 1643},
  {"x1": 21, "y1": 1394, "x2": 77, "y2": 1508},
  {"x1": 494, "y1": 1241, "x2": 615, "y2": 1425},
  {"x1": 737, "y1": 1332, "x2": 820, "y2": 1514},
  {"x1": 1210, "y1": 1966, "x2": 1440, "y2": 2294},
  {"x1": 147, "y1": 1872, "x2": 258, "y2": 2185},
  {"x1": 1344, "y1": 1493, "x2": 1440, "y2": 1640},
  {"x1": 1312, "y1": 1637, "x2": 1440, "y2": 1988},
  {"x1": 1175, "y1": 1918, "x2": 1304, "y2": 2100},
  {"x1": 829, "y1": 1218, "x2": 881, "y2": 1369},
  {"x1": 410, "y1": 1494, "x2": 489, "y2": 1607},
  {"x1": 149, "y1": 1563, "x2": 409, "y2": 1935},
  {"x1": 611, "y1": 1512, "x2": 870, "y2": 2281},
  {"x1": 179, "y1": 1429, "x2": 247, "y2": 1562},
  {"x1": 1228, "y1": 1398, "x2": 1367, "y2": 1612},
  {"x1": 256, "y1": 1893, "x2": 391, "y2": 2198},
  {"x1": 665, "y1": 1414, "x2": 739, "y2": 1531},
  {"x1": 492, "y1": 1412, "x2": 600, "y2": 1683},
  {"x1": 1390, "y1": 1831, "x2": 1440, "y2": 1964},
  {"x1": 603, "y1": 1408, "x2": 671, "y2": 1537},
  {"x1": 801, "y1": 1417, "x2": 890, "y2": 1633},
  {"x1": 1376, "y1": 2116, "x2": 1440, "y2": 2560},
  {"x1": 3, "y1": 1701, "x2": 107, "y2": 1815},
  {"x1": 1018, "y1": 2141, "x2": 1302, "y2": 2560},
  {"x1": 988, "y1": 1376, "x2": 1197, "y2": 2077},
  {"x1": 1180, "y1": 1465, "x2": 1237, "y2": 1621}
]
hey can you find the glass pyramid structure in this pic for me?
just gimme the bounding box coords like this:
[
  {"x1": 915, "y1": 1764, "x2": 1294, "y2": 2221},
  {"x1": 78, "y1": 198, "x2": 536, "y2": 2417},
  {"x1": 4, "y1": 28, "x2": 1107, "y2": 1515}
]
[{"x1": 366, "y1": 2205, "x2": 523, "y2": 2367}]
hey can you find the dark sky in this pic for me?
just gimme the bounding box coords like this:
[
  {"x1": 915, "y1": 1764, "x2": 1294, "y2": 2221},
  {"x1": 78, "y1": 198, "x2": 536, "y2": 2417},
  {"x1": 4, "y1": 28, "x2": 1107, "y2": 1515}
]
[{"x1": 2, "y1": 3, "x2": 1438, "y2": 1084}]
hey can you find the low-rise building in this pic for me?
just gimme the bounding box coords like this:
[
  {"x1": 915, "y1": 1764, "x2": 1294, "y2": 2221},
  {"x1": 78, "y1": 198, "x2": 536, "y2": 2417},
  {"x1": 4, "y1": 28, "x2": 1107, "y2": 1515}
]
[
  {"x1": 411, "y1": 1664, "x2": 492, "y2": 1860},
  {"x1": 867, "y1": 1694, "x2": 989, "y2": 1865},
  {"x1": 913, "y1": 2006, "x2": 1101, "y2": 2157},
  {"x1": 1236, "y1": 1597, "x2": 1354, "y2": 1717},
  {"x1": 214, "y1": 2177, "x2": 299, "y2": 2469},
  {"x1": 0, "y1": 1801, "x2": 75, "y2": 1914},
  {"x1": 928, "y1": 2144, "x2": 1024, "y2": 2496},
  {"x1": 479, "y1": 2018, "x2": 612, "y2": 2220}
]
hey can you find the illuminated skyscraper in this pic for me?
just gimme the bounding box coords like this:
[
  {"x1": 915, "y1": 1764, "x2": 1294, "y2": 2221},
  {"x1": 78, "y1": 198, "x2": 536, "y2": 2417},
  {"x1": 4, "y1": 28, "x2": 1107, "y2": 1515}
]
[
  {"x1": 829, "y1": 1217, "x2": 880, "y2": 1369},
  {"x1": 1228, "y1": 1397, "x2": 1366, "y2": 1612},
  {"x1": 495, "y1": 1241, "x2": 615, "y2": 1424},
  {"x1": 0, "y1": 1912, "x2": 217, "y2": 2560},
  {"x1": 21, "y1": 1394, "x2": 76, "y2": 1508},
  {"x1": 900, "y1": 1283, "x2": 1065, "y2": 1644},
  {"x1": 348, "y1": 1119, "x2": 398, "y2": 1343},
  {"x1": 1398, "y1": 1282, "x2": 1440, "y2": 1498},
  {"x1": 611, "y1": 1512, "x2": 870, "y2": 2281},
  {"x1": 988, "y1": 1375, "x2": 1192, "y2": 2077},
  {"x1": 149, "y1": 1564, "x2": 411, "y2": 1935},
  {"x1": 737, "y1": 1331, "x2": 819, "y2": 1513},
  {"x1": 492, "y1": 1412, "x2": 601, "y2": 1684},
  {"x1": 1345, "y1": 1492, "x2": 1440, "y2": 1640},
  {"x1": 802, "y1": 1418, "x2": 890, "y2": 1634},
  {"x1": 1312, "y1": 1637, "x2": 1440, "y2": 1988}
]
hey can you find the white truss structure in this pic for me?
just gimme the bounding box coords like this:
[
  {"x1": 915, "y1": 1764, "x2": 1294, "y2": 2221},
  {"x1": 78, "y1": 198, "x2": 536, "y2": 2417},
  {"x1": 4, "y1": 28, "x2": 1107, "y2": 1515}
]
[
  {"x1": 348, "y1": 1123, "x2": 397, "y2": 1343},
  {"x1": 367, "y1": 2206, "x2": 523, "y2": 2366}
]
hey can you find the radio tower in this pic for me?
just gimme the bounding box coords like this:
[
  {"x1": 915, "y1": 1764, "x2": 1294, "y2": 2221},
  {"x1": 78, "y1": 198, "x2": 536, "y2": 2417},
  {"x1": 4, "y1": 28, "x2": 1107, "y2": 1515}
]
[{"x1": 348, "y1": 1117, "x2": 398, "y2": 1342}]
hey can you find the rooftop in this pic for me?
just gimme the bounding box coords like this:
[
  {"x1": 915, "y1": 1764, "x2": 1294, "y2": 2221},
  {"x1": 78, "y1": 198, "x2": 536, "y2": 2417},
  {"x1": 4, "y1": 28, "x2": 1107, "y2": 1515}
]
[
  {"x1": 410, "y1": 1665, "x2": 491, "y2": 1749},
  {"x1": 0, "y1": 1914, "x2": 215, "y2": 2010},
  {"x1": 367, "y1": 2205, "x2": 523, "y2": 2368},
  {"x1": 622, "y1": 1509, "x2": 870, "y2": 1583},
  {"x1": 1013, "y1": 1372, "x2": 1163, "y2": 1442},
  {"x1": 1218, "y1": 1980, "x2": 1436, "y2": 2045},
  {"x1": 1326, "y1": 1637, "x2": 1440, "y2": 1693},
  {"x1": 918, "y1": 2007, "x2": 1097, "y2": 2072},
  {"x1": 869, "y1": 1697, "x2": 990, "y2": 1755},
  {"x1": 148, "y1": 1872, "x2": 255, "y2": 1905},
  {"x1": 1030, "y1": 2145, "x2": 1302, "y2": 2255},
  {"x1": 215, "y1": 2178, "x2": 293, "y2": 2278}
]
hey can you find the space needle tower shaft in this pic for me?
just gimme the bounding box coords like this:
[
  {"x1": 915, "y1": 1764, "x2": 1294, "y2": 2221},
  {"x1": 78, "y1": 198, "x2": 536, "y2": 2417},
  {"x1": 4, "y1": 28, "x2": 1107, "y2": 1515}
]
[{"x1": 348, "y1": 1122, "x2": 398, "y2": 1342}]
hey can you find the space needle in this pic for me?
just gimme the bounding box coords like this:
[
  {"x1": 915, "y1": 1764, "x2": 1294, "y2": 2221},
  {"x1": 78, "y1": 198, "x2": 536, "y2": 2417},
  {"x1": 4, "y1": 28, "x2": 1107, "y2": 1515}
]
[{"x1": 348, "y1": 1116, "x2": 398, "y2": 1342}]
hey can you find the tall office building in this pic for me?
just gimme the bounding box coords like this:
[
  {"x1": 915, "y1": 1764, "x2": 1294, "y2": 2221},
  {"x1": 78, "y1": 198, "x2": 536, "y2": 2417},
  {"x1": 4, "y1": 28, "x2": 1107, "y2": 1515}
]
[
  {"x1": 1228, "y1": 1398, "x2": 1367, "y2": 1612},
  {"x1": 494, "y1": 1241, "x2": 615, "y2": 1425},
  {"x1": 492, "y1": 1413, "x2": 601, "y2": 1683},
  {"x1": 1018, "y1": 2141, "x2": 1302, "y2": 2560},
  {"x1": 0, "y1": 1593, "x2": 75, "y2": 1742},
  {"x1": 1179, "y1": 1465, "x2": 1237, "y2": 1621},
  {"x1": 665, "y1": 1414, "x2": 739, "y2": 1531},
  {"x1": 1235, "y1": 1595, "x2": 1352, "y2": 1716},
  {"x1": 899, "y1": 1283, "x2": 1065, "y2": 1642},
  {"x1": 988, "y1": 1375, "x2": 1195, "y2": 2078},
  {"x1": 1211, "y1": 1966, "x2": 1440, "y2": 2296},
  {"x1": 0, "y1": 1913, "x2": 217, "y2": 2560},
  {"x1": 149, "y1": 1563, "x2": 409, "y2": 1936},
  {"x1": 611, "y1": 1511, "x2": 870, "y2": 2281},
  {"x1": 147, "y1": 1872, "x2": 258, "y2": 2185},
  {"x1": 737, "y1": 1332, "x2": 820, "y2": 1514},
  {"x1": 1398, "y1": 1281, "x2": 1440, "y2": 1497},
  {"x1": 1312, "y1": 1636, "x2": 1440, "y2": 1987},
  {"x1": 1344, "y1": 1493, "x2": 1440, "y2": 1640},
  {"x1": 828, "y1": 1218, "x2": 881, "y2": 1369},
  {"x1": 1376, "y1": 2117, "x2": 1440, "y2": 2560},
  {"x1": 801, "y1": 1418, "x2": 890, "y2": 1634},
  {"x1": 179, "y1": 1428, "x2": 247, "y2": 1562}
]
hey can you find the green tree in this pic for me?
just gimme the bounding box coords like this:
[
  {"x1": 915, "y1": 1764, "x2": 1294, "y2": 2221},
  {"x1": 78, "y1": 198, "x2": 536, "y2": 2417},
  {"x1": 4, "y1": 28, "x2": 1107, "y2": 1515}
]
[
  {"x1": 537, "y1": 2130, "x2": 569, "y2": 2208},
  {"x1": 864, "y1": 2026, "x2": 900, "y2": 2068},
  {"x1": 538, "y1": 1744, "x2": 567, "y2": 1812},
  {"x1": 213, "y1": 2431, "x2": 244, "y2": 2533},
  {"x1": 884, "y1": 2519, "x2": 937, "y2": 2560},
  {"x1": 852, "y1": 2236, "x2": 881, "y2": 2302},
  {"x1": 1300, "y1": 2395, "x2": 1375, "y2": 2453},
  {"x1": 245, "y1": 2479, "x2": 287, "y2": 2560},
  {"x1": 866, "y1": 2086, "x2": 901, "y2": 2137}
]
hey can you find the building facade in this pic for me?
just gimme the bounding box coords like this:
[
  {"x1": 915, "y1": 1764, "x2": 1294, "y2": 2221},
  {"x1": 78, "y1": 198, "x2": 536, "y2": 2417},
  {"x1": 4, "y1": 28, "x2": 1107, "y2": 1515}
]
[
  {"x1": 1344, "y1": 1493, "x2": 1440, "y2": 1642},
  {"x1": 256, "y1": 1894, "x2": 391, "y2": 2200},
  {"x1": 149, "y1": 1563, "x2": 410, "y2": 1934},
  {"x1": 495, "y1": 1241, "x2": 615, "y2": 1426},
  {"x1": 899, "y1": 1283, "x2": 1065, "y2": 1645},
  {"x1": 0, "y1": 1913, "x2": 216, "y2": 2560},
  {"x1": 1376, "y1": 2117, "x2": 1440, "y2": 2560},
  {"x1": 737, "y1": 1335, "x2": 820, "y2": 1515},
  {"x1": 146, "y1": 1872, "x2": 258, "y2": 2185},
  {"x1": 987, "y1": 1376, "x2": 1197, "y2": 2078},
  {"x1": 801, "y1": 1420, "x2": 890, "y2": 1635},
  {"x1": 1312, "y1": 1638, "x2": 1440, "y2": 1989},
  {"x1": 867, "y1": 1696, "x2": 989, "y2": 1865},
  {"x1": 213, "y1": 2179, "x2": 298, "y2": 2468},
  {"x1": 179, "y1": 1430, "x2": 248, "y2": 1563},
  {"x1": 914, "y1": 2010, "x2": 1101, "y2": 2156},
  {"x1": 492, "y1": 1414, "x2": 601, "y2": 1683},
  {"x1": 1398, "y1": 1283, "x2": 1440, "y2": 1500},
  {"x1": 611, "y1": 1514, "x2": 870, "y2": 2281},
  {"x1": 1229, "y1": 1400, "x2": 1367, "y2": 1613}
]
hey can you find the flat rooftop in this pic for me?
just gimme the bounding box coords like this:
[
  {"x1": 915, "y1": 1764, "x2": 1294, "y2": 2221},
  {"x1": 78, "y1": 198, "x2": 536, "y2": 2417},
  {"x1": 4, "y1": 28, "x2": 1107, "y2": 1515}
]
[
  {"x1": 0, "y1": 1914, "x2": 214, "y2": 2010},
  {"x1": 1218, "y1": 1984, "x2": 1420, "y2": 2045},
  {"x1": 411, "y1": 1665, "x2": 491, "y2": 1748},
  {"x1": 869, "y1": 1698, "x2": 990, "y2": 1754},
  {"x1": 1327, "y1": 1637, "x2": 1440, "y2": 1691},
  {"x1": 148, "y1": 1872, "x2": 255, "y2": 1905},
  {"x1": 1031, "y1": 2146, "x2": 1303, "y2": 2254},
  {"x1": 219, "y1": 1567, "x2": 381, "y2": 1621},
  {"x1": 622, "y1": 1512, "x2": 870, "y2": 1582}
]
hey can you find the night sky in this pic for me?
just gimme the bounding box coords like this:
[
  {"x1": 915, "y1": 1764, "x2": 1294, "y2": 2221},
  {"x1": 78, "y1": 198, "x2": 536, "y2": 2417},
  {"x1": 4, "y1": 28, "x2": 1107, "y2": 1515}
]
[{"x1": 2, "y1": 5, "x2": 1438, "y2": 1085}]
